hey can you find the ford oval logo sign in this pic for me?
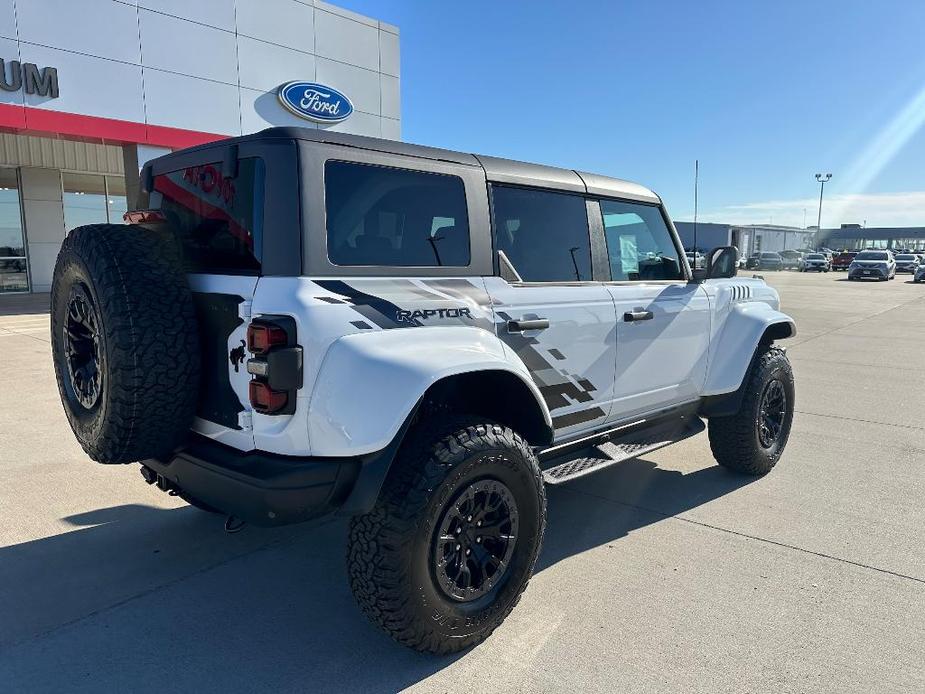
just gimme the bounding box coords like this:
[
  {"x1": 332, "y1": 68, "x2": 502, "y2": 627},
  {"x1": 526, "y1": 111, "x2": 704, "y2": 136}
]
[{"x1": 277, "y1": 81, "x2": 353, "y2": 124}]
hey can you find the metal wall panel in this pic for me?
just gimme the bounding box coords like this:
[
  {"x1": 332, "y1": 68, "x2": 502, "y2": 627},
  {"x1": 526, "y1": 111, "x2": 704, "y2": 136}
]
[
  {"x1": 4, "y1": 0, "x2": 401, "y2": 141},
  {"x1": 0, "y1": 133, "x2": 124, "y2": 174}
]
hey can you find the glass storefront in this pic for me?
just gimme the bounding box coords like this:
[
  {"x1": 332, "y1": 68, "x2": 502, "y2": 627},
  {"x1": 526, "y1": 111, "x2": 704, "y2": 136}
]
[
  {"x1": 0, "y1": 168, "x2": 28, "y2": 293},
  {"x1": 62, "y1": 173, "x2": 128, "y2": 229}
]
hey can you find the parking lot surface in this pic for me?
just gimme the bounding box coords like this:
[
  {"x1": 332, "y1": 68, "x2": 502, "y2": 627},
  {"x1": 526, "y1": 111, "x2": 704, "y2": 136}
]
[{"x1": 1, "y1": 272, "x2": 923, "y2": 693}]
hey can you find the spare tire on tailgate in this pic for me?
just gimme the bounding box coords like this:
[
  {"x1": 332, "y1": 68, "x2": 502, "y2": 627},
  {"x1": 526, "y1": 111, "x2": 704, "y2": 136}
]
[{"x1": 51, "y1": 223, "x2": 200, "y2": 464}]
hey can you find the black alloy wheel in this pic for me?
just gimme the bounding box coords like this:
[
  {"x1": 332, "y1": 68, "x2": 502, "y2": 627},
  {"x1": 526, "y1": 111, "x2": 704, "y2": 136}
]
[
  {"x1": 433, "y1": 479, "x2": 519, "y2": 602},
  {"x1": 757, "y1": 378, "x2": 787, "y2": 449},
  {"x1": 63, "y1": 284, "x2": 103, "y2": 410}
]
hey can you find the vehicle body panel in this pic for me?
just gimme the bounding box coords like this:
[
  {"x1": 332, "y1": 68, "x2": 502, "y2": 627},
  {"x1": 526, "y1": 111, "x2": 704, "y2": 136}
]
[
  {"x1": 606, "y1": 281, "x2": 711, "y2": 419},
  {"x1": 483, "y1": 277, "x2": 618, "y2": 438}
]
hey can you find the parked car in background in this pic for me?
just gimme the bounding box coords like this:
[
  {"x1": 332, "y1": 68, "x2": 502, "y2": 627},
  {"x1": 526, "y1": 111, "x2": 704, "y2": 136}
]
[
  {"x1": 893, "y1": 253, "x2": 920, "y2": 273},
  {"x1": 754, "y1": 251, "x2": 783, "y2": 270},
  {"x1": 832, "y1": 251, "x2": 858, "y2": 270},
  {"x1": 848, "y1": 250, "x2": 896, "y2": 281},
  {"x1": 800, "y1": 253, "x2": 831, "y2": 272},
  {"x1": 914, "y1": 263, "x2": 925, "y2": 283},
  {"x1": 779, "y1": 250, "x2": 803, "y2": 270},
  {"x1": 685, "y1": 250, "x2": 705, "y2": 269}
]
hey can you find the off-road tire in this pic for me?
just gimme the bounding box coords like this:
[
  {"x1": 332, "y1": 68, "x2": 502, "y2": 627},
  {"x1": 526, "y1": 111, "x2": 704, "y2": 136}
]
[
  {"x1": 347, "y1": 417, "x2": 546, "y2": 654},
  {"x1": 708, "y1": 346, "x2": 794, "y2": 475},
  {"x1": 51, "y1": 224, "x2": 199, "y2": 464}
]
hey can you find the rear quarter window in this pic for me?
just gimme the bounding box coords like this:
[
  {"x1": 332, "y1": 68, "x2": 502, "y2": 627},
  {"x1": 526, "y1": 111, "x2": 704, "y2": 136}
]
[
  {"x1": 151, "y1": 158, "x2": 265, "y2": 274},
  {"x1": 325, "y1": 160, "x2": 471, "y2": 267}
]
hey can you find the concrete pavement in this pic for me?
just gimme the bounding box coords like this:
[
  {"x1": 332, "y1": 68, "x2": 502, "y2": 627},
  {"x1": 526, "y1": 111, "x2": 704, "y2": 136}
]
[{"x1": 1, "y1": 273, "x2": 923, "y2": 693}]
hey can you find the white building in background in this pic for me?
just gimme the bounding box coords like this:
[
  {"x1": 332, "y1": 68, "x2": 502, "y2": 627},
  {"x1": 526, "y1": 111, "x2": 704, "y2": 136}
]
[
  {"x1": 0, "y1": 0, "x2": 400, "y2": 293},
  {"x1": 674, "y1": 222, "x2": 816, "y2": 256}
]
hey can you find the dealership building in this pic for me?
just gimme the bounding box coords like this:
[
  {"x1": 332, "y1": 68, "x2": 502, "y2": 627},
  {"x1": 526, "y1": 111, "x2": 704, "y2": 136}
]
[
  {"x1": 0, "y1": 0, "x2": 400, "y2": 294},
  {"x1": 674, "y1": 222, "x2": 816, "y2": 256}
]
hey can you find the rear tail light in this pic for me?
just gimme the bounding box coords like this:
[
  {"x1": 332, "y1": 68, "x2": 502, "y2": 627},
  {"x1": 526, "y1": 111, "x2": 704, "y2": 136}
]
[
  {"x1": 249, "y1": 380, "x2": 289, "y2": 414},
  {"x1": 247, "y1": 322, "x2": 289, "y2": 354},
  {"x1": 246, "y1": 316, "x2": 301, "y2": 416}
]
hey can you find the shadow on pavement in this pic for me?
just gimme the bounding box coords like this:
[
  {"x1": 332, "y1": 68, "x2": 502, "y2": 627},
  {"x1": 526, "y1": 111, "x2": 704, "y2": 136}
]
[{"x1": 0, "y1": 454, "x2": 752, "y2": 691}]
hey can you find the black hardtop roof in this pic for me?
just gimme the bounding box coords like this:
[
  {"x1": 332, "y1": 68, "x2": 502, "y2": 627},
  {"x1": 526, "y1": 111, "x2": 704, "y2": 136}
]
[{"x1": 153, "y1": 127, "x2": 660, "y2": 203}]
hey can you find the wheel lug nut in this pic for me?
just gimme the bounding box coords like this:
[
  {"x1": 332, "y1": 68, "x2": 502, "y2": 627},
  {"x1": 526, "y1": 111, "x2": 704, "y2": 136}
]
[
  {"x1": 455, "y1": 544, "x2": 461, "y2": 551},
  {"x1": 476, "y1": 520, "x2": 482, "y2": 526},
  {"x1": 476, "y1": 537, "x2": 482, "y2": 543},
  {"x1": 465, "y1": 549, "x2": 471, "y2": 555},
  {"x1": 467, "y1": 515, "x2": 472, "y2": 522}
]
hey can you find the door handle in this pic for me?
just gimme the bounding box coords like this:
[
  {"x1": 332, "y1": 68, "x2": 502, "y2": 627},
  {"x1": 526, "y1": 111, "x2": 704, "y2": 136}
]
[
  {"x1": 623, "y1": 310, "x2": 654, "y2": 322},
  {"x1": 507, "y1": 318, "x2": 550, "y2": 333}
]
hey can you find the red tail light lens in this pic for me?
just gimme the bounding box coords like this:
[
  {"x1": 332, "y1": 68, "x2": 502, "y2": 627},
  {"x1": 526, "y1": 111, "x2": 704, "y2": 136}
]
[
  {"x1": 247, "y1": 322, "x2": 288, "y2": 354},
  {"x1": 249, "y1": 380, "x2": 289, "y2": 414}
]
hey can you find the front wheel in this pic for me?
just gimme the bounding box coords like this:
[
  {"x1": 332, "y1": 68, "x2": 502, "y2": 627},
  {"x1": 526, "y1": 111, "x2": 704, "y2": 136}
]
[
  {"x1": 347, "y1": 418, "x2": 546, "y2": 654},
  {"x1": 708, "y1": 346, "x2": 794, "y2": 475}
]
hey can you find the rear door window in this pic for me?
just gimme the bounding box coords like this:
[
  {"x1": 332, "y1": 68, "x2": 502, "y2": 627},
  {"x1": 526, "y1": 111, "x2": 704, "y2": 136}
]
[
  {"x1": 325, "y1": 160, "x2": 470, "y2": 267},
  {"x1": 491, "y1": 185, "x2": 591, "y2": 282},
  {"x1": 151, "y1": 158, "x2": 265, "y2": 274}
]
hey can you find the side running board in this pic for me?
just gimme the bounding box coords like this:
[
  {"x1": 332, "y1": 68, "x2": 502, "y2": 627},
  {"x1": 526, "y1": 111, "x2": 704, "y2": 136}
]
[{"x1": 541, "y1": 417, "x2": 705, "y2": 485}]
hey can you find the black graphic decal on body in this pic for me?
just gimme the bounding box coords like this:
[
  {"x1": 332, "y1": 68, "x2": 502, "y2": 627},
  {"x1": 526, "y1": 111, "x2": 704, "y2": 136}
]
[
  {"x1": 495, "y1": 310, "x2": 604, "y2": 428},
  {"x1": 316, "y1": 279, "x2": 493, "y2": 331}
]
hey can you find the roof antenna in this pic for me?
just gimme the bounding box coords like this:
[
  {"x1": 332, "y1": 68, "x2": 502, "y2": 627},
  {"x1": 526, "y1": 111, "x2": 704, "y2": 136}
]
[{"x1": 693, "y1": 159, "x2": 699, "y2": 253}]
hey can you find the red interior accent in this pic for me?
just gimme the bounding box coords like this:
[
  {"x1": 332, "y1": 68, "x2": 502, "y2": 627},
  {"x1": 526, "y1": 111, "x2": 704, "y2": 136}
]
[
  {"x1": 249, "y1": 380, "x2": 288, "y2": 414},
  {"x1": 247, "y1": 323, "x2": 288, "y2": 354},
  {"x1": 0, "y1": 103, "x2": 227, "y2": 149},
  {"x1": 123, "y1": 209, "x2": 167, "y2": 224}
]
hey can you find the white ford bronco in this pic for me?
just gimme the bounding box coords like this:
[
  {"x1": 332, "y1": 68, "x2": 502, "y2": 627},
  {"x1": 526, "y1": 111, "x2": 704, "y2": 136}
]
[{"x1": 51, "y1": 127, "x2": 796, "y2": 654}]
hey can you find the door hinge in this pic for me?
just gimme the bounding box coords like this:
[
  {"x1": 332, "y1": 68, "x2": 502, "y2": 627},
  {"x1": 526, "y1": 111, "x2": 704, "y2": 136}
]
[
  {"x1": 239, "y1": 301, "x2": 252, "y2": 320},
  {"x1": 237, "y1": 411, "x2": 253, "y2": 431}
]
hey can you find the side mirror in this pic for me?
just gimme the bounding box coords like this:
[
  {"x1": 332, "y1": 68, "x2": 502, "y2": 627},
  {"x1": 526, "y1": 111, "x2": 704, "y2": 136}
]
[{"x1": 706, "y1": 246, "x2": 738, "y2": 279}]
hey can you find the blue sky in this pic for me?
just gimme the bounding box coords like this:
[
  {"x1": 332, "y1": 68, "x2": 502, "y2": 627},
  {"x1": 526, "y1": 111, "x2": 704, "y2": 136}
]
[{"x1": 338, "y1": 0, "x2": 925, "y2": 228}]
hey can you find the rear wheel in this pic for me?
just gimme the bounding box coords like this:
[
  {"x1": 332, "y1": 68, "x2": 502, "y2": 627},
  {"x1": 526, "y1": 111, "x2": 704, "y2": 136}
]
[
  {"x1": 347, "y1": 417, "x2": 545, "y2": 654},
  {"x1": 708, "y1": 346, "x2": 794, "y2": 476}
]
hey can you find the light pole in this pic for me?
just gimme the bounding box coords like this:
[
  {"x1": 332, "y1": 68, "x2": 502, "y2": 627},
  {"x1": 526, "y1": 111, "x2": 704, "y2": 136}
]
[{"x1": 815, "y1": 173, "x2": 832, "y2": 231}]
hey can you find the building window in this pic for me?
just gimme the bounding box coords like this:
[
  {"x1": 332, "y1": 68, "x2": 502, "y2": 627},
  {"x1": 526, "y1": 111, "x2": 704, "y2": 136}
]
[
  {"x1": 63, "y1": 173, "x2": 107, "y2": 229},
  {"x1": 0, "y1": 167, "x2": 28, "y2": 293},
  {"x1": 62, "y1": 173, "x2": 128, "y2": 230},
  {"x1": 106, "y1": 176, "x2": 128, "y2": 223}
]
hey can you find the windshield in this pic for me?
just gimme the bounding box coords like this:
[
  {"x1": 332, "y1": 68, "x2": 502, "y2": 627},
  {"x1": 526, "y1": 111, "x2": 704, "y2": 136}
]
[
  {"x1": 896, "y1": 254, "x2": 916, "y2": 260},
  {"x1": 761, "y1": 252, "x2": 778, "y2": 258},
  {"x1": 856, "y1": 251, "x2": 888, "y2": 261},
  {"x1": 806, "y1": 254, "x2": 824, "y2": 259}
]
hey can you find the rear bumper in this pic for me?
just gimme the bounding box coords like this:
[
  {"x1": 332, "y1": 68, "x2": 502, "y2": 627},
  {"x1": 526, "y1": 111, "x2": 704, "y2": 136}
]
[{"x1": 142, "y1": 436, "x2": 361, "y2": 526}]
